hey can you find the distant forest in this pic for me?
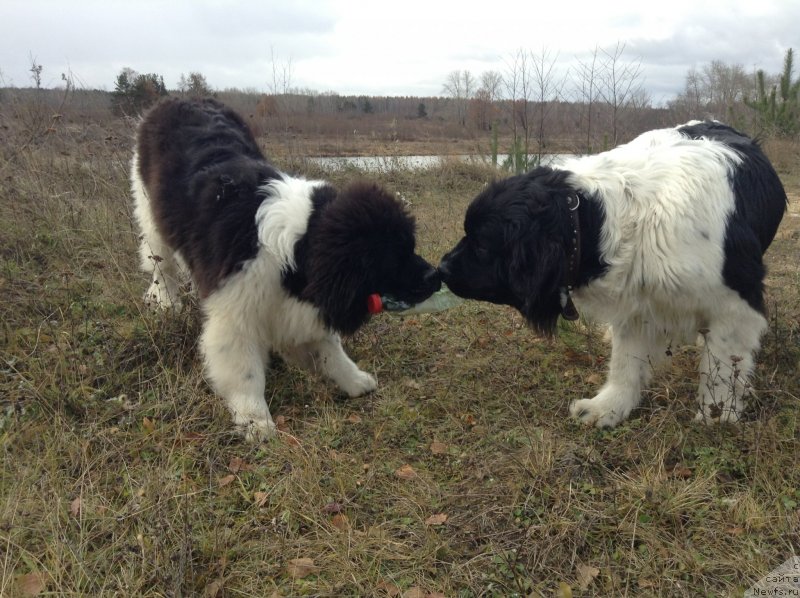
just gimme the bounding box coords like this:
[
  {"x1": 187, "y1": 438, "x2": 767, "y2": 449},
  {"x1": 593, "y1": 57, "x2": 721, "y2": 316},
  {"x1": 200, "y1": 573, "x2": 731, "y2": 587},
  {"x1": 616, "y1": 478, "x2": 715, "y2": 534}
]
[{"x1": 2, "y1": 47, "x2": 797, "y2": 159}]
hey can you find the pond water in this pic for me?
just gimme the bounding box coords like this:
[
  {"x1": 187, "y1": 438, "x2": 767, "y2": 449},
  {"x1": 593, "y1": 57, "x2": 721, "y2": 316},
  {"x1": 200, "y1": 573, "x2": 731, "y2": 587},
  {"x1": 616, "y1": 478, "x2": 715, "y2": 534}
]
[{"x1": 307, "y1": 154, "x2": 569, "y2": 171}]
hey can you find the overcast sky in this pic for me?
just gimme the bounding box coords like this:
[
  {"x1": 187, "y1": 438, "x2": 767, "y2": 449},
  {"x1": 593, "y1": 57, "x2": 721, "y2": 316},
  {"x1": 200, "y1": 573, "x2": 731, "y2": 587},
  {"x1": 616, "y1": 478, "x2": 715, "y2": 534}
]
[{"x1": 1, "y1": 0, "x2": 798, "y2": 105}]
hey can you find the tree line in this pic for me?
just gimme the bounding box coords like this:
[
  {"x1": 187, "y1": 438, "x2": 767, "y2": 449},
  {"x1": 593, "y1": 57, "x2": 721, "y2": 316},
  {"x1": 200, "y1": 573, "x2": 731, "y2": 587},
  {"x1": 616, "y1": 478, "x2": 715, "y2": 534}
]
[
  {"x1": 5, "y1": 46, "x2": 797, "y2": 163},
  {"x1": 436, "y1": 45, "x2": 798, "y2": 169}
]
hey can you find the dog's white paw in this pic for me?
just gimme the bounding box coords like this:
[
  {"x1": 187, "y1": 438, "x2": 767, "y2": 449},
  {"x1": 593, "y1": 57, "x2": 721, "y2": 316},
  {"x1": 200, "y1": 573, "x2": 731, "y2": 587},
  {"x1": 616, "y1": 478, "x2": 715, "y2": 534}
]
[
  {"x1": 693, "y1": 405, "x2": 741, "y2": 425},
  {"x1": 341, "y1": 370, "x2": 378, "y2": 398},
  {"x1": 569, "y1": 388, "x2": 636, "y2": 428},
  {"x1": 234, "y1": 415, "x2": 277, "y2": 443},
  {"x1": 143, "y1": 281, "x2": 181, "y2": 311}
]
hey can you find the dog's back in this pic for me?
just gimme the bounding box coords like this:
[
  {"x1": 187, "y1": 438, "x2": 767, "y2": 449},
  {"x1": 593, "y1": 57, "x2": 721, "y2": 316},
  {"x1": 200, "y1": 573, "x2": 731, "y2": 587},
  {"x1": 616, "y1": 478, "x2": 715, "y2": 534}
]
[
  {"x1": 136, "y1": 97, "x2": 266, "y2": 186},
  {"x1": 675, "y1": 121, "x2": 787, "y2": 253},
  {"x1": 134, "y1": 98, "x2": 282, "y2": 297}
]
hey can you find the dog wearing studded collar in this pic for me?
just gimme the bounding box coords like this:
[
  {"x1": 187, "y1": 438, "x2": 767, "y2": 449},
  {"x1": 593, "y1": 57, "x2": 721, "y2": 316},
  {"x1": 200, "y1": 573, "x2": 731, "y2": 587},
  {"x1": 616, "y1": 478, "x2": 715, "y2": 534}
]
[{"x1": 439, "y1": 121, "x2": 786, "y2": 427}]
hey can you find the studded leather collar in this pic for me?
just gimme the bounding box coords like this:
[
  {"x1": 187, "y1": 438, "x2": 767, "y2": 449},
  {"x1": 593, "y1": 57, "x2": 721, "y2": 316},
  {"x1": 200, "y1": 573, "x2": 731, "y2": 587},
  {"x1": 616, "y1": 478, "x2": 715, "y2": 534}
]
[{"x1": 559, "y1": 193, "x2": 582, "y2": 321}]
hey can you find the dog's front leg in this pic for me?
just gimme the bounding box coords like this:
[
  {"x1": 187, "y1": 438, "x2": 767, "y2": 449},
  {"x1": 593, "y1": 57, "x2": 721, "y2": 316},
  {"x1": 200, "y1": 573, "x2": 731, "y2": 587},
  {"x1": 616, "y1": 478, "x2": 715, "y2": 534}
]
[
  {"x1": 312, "y1": 334, "x2": 377, "y2": 397},
  {"x1": 200, "y1": 314, "x2": 276, "y2": 441},
  {"x1": 570, "y1": 323, "x2": 652, "y2": 427}
]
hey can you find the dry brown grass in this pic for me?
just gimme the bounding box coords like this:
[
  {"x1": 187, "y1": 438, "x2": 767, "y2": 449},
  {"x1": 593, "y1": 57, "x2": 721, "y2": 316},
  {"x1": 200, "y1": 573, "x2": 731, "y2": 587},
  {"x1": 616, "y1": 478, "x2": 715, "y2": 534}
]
[{"x1": 1, "y1": 106, "x2": 799, "y2": 597}]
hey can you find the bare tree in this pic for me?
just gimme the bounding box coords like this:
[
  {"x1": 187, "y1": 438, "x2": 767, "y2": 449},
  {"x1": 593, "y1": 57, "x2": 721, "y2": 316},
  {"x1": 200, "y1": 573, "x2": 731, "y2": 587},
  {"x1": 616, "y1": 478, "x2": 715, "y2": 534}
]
[
  {"x1": 699, "y1": 61, "x2": 751, "y2": 119},
  {"x1": 501, "y1": 48, "x2": 564, "y2": 170},
  {"x1": 472, "y1": 70, "x2": 503, "y2": 130},
  {"x1": 480, "y1": 70, "x2": 503, "y2": 102},
  {"x1": 29, "y1": 54, "x2": 43, "y2": 89},
  {"x1": 442, "y1": 69, "x2": 475, "y2": 126},
  {"x1": 267, "y1": 46, "x2": 294, "y2": 96},
  {"x1": 596, "y1": 42, "x2": 645, "y2": 145},
  {"x1": 671, "y1": 60, "x2": 754, "y2": 125},
  {"x1": 574, "y1": 46, "x2": 602, "y2": 153},
  {"x1": 530, "y1": 47, "x2": 567, "y2": 158},
  {"x1": 680, "y1": 66, "x2": 705, "y2": 117},
  {"x1": 502, "y1": 48, "x2": 533, "y2": 172},
  {"x1": 262, "y1": 46, "x2": 297, "y2": 123},
  {"x1": 704, "y1": 61, "x2": 746, "y2": 108}
]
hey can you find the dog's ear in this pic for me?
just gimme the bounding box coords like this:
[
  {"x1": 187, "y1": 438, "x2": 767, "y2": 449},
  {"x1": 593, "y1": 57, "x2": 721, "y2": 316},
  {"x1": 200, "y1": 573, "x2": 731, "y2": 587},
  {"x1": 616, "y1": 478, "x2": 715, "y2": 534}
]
[
  {"x1": 301, "y1": 181, "x2": 411, "y2": 335},
  {"x1": 302, "y1": 236, "x2": 372, "y2": 336},
  {"x1": 505, "y1": 192, "x2": 567, "y2": 335}
]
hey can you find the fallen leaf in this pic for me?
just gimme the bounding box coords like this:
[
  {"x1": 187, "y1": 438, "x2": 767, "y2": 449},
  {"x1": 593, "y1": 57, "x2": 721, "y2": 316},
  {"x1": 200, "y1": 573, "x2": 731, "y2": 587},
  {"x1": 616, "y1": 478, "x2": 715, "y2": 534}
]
[
  {"x1": 322, "y1": 502, "x2": 344, "y2": 514},
  {"x1": 429, "y1": 441, "x2": 448, "y2": 455},
  {"x1": 16, "y1": 573, "x2": 46, "y2": 596},
  {"x1": 275, "y1": 415, "x2": 290, "y2": 432},
  {"x1": 638, "y1": 578, "x2": 656, "y2": 589},
  {"x1": 564, "y1": 348, "x2": 593, "y2": 365},
  {"x1": 576, "y1": 563, "x2": 600, "y2": 590},
  {"x1": 142, "y1": 417, "x2": 155, "y2": 433},
  {"x1": 331, "y1": 513, "x2": 349, "y2": 530},
  {"x1": 394, "y1": 464, "x2": 417, "y2": 480},
  {"x1": 670, "y1": 466, "x2": 693, "y2": 479},
  {"x1": 347, "y1": 413, "x2": 362, "y2": 424},
  {"x1": 202, "y1": 576, "x2": 226, "y2": 598},
  {"x1": 424, "y1": 513, "x2": 448, "y2": 526},
  {"x1": 286, "y1": 557, "x2": 319, "y2": 579},
  {"x1": 253, "y1": 491, "x2": 269, "y2": 507},
  {"x1": 281, "y1": 433, "x2": 301, "y2": 447},
  {"x1": 70, "y1": 496, "x2": 82, "y2": 518},
  {"x1": 228, "y1": 457, "x2": 253, "y2": 473},
  {"x1": 217, "y1": 474, "x2": 236, "y2": 487},
  {"x1": 556, "y1": 581, "x2": 573, "y2": 598},
  {"x1": 375, "y1": 580, "x2": 401, "y2": 596},
  {"x1": 586, "y1": 373, "x2": 604, "y2": 385},
  {"x1": 426, "y1": 593, "x2": 447, "y2": 598},
  {"x1": 727, "y1": 526, "x2": 745, "y2": 536},
  {"x1": 402, "y1": 588, "x2": 425, "y2": 598}
]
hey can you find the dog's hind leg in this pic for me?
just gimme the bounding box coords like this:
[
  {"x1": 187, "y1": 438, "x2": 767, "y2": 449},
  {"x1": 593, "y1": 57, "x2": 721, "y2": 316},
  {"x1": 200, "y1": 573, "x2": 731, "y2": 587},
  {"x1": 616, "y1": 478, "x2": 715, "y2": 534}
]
[
  {"x1": 570, "y1": 321, "x2": 656, "y2": 427},
  {"x1": 200, "y1": 309, "x2": 276, "y2": 442},
  {"x1": 131, "y1": 157, "x2": 184, "y2": 310},
  {"x1": 694, "y1": 296, "x2": 767, "y2": 423}
]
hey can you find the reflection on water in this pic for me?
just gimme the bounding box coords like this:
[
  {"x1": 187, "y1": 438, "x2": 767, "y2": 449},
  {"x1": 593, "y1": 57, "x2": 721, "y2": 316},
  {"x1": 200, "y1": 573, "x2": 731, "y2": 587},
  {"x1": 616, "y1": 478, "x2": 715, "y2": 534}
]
[{"x1": 307, "y1": 154, "x2": 568, "y2": 171}]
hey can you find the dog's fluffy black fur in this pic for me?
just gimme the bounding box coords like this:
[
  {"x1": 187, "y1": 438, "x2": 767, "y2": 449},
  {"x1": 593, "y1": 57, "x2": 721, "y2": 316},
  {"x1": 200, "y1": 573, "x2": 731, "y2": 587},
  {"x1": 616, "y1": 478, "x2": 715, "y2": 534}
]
[{"x1": 132, "y1": 97, "x2": 440, "y2": 440}]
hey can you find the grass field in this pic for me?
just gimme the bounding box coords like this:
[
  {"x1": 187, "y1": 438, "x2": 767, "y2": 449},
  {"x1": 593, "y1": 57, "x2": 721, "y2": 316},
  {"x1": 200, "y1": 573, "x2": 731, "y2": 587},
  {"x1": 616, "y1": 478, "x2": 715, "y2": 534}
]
[{"x1": 1, "y1": 112, "x2": 799, "y2": 597}]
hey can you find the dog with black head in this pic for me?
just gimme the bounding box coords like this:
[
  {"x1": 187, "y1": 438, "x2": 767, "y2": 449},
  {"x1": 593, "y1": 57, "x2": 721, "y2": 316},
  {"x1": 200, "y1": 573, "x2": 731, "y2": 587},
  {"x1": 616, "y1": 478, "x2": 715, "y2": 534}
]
[
  {"x1": 440, "y1": 122, "x2": 786, "y2": 427},
  {"x1": 132, "y1": 97, "x2": 440, "y2": 440}
]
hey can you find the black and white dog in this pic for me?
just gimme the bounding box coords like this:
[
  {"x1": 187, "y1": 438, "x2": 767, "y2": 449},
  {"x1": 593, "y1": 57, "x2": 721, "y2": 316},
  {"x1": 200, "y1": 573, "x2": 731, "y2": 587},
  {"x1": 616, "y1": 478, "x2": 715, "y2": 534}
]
[
  {"x1": 132, "y1": 98, "x2": 440, "y2": 440},
  {"x1": 440, "y1": 122, "x2": 786, "y2": 427}
]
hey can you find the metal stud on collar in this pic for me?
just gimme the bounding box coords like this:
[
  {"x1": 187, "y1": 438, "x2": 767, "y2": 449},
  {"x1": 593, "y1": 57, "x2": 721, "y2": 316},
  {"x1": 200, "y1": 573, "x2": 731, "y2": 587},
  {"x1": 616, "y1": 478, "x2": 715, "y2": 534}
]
[{"x1": 566, "y1": 194, "x2": 581, "y2": 211}]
